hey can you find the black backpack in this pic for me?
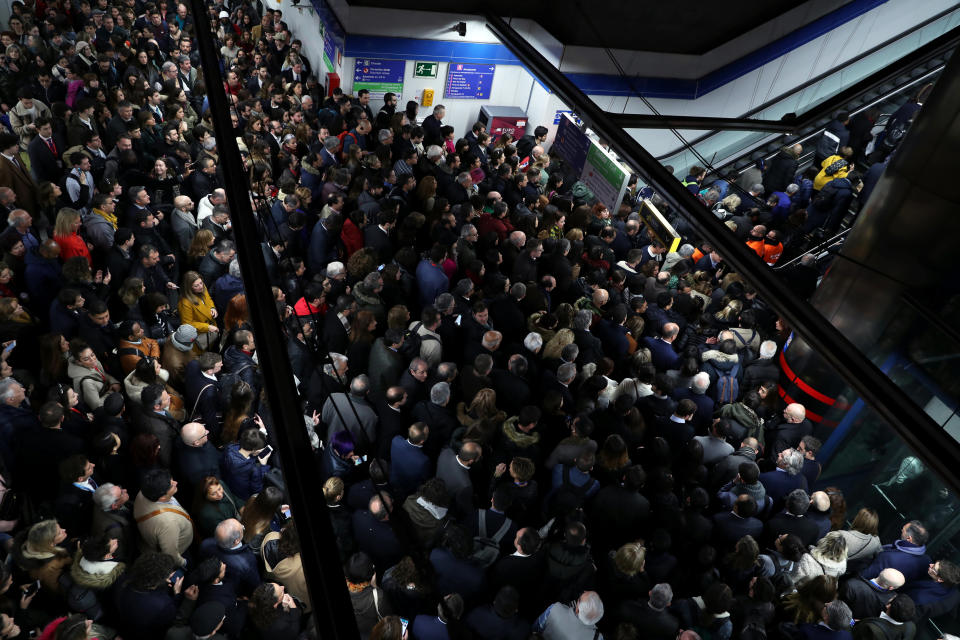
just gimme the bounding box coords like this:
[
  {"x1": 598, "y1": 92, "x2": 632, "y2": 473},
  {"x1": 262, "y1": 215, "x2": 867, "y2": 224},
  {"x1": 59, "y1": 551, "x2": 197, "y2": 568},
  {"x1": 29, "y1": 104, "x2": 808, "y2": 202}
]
[
  {"x1": 218, "y1": 363, "x2": 253, "y2": 406},
  {"x1": 470, "y1": 510, "x2": 513, "y2": 567}
]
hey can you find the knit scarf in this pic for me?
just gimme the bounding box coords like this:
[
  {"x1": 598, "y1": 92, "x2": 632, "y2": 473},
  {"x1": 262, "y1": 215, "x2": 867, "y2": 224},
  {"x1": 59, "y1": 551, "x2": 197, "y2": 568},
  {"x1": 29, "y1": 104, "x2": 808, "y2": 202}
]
[{"x1": 91, "y1": 207, "x2": 118, "y2": 229}]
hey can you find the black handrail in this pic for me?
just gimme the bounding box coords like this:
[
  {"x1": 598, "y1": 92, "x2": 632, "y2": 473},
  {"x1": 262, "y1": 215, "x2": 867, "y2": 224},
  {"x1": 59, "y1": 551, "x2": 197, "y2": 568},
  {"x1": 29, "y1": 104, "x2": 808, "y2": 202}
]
[
  {"x1": 655, "y1": 9, "x2": 960, "y2": 161},
  {"x1": 485, "y1": 13, "x2": 960, "y2": 499},
  {"x1": 187, "y1": 2, "x2": 361, "y2": 638}
]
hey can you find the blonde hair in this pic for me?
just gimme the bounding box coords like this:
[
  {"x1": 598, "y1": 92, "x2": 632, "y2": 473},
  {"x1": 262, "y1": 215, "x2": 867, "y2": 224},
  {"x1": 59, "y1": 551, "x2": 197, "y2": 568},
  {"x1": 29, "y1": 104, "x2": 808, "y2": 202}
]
[
  {"x1": 467, "y1": 388, "x2": 498, "y2": 418},
  {"x1": 614, "y1": 543, "x2": 646, "y2": 576},
  {"x1": 812, "y1": 531, "x2": 848, "y2": 563},
  {"x1": 323, "y1": 477, "x2": 344, "y2": 503},
  {"x1": 53, "y1": 208, "x2": 82, "y2": 237},
  {"x1": 188, "y1": 229, "x2": 216, "y2": 259},
  {"x1": 181, "y1": 270, "x2": 206, "y2": 305}
]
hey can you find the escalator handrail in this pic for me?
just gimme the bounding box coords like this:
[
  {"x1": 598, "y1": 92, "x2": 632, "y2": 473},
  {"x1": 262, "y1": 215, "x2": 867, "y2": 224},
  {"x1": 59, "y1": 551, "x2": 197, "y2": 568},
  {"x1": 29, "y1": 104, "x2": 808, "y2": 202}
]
[
  {"x1": 774, "y1": 228, "x2": 851, "y2": 270},
  {"x1": 655, "y1": 10, "x2": 960, "y2": 161},
  {"x1": 729, "y1": 64, "x2": 945, "y2": 178}
]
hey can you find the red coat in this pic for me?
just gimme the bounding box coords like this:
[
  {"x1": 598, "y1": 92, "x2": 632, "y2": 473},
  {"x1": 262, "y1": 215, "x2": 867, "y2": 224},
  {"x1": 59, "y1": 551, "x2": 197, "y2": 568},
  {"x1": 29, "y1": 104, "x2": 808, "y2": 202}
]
[
  {"x1": 341, "y1": 217, "x2": 363, "y2": 258},
  {"x1": 476, "y1": 212, "x2": 514, "y2": 242},
  {"x1": 54, "y1": 231, "x2": 92, "y2": 266}
]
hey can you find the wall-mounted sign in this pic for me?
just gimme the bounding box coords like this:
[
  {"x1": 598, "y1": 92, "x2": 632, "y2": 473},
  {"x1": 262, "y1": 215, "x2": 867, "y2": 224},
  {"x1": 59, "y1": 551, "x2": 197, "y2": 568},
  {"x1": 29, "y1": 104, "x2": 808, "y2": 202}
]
[
  {"x1": 553, "y1": 113, "x2": 630, "y2": 209},
  {"x1": 353, "y1": 58, "x2": 405, "y2": 100},
  {"x1": 445, "y1": 62, "x2": 495, "y2": 100},
  {"x1": 414, "y1": 61, "x2": 439, "y2": 78}
]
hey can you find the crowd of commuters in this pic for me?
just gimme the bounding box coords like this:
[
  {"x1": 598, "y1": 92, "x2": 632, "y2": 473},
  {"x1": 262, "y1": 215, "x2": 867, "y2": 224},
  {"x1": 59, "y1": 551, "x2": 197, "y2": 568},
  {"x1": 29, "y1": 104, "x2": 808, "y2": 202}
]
[{"x1": 0, "y1": 0, "x2": 954, "y2": 639}]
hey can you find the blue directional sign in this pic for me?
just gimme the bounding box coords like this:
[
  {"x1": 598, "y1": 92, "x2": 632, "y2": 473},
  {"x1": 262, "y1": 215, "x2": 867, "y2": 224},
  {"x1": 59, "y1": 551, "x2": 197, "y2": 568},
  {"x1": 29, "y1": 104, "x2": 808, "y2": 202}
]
[
  {"x1": 445, "y1": 62, "x2": 495, "y2": 100},
  {"x1": 353, "y1": 58, "x2": 405, "y2": 100}
]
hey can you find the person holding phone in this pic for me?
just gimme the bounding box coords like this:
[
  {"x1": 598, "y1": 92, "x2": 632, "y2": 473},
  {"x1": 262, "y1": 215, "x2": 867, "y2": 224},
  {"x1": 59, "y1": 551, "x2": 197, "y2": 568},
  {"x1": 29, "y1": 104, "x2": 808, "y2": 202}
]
[
  {"x1": 220, "y1": 426, "x2": 272, "y2": 501},
  {"x1": 320, "y1": 430, "x2": 363, "y2": 482}
]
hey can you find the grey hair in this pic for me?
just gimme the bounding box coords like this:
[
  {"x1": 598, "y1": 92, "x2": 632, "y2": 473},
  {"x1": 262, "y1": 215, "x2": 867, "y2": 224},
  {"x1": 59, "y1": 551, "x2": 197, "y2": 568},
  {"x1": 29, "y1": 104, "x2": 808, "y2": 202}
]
[
  {"x1": 431, "y1": 381, "x2": 451, "y2": 405},
  {"x1": 558, "y1": 362, "x2": 577, "y2": 383},
  {"x1": 6, "y1": 209, "x2": 29, "y2": 227},
  {"x1": 678, "y1": 243, "x2": 695, "y2": 258},
  {"x1": 362, "y1": 271, "x2": 382, "y2": 289},
  {"x1": 561, "y1": 343, "x2": 579, "y2": 362},
  {"x1": 524, "y1": 332, "x2": 543, "y2": 351},
  {"x1": 435, "y1": 292, "x2": 455, "y2": 312},
  {"x1": 426, "y1": 145, "x2": 444, "y2": 160},
  {"x1": 457, "y1": 172, "x2": 471, "y2": 186},
  {"x1": 214, "y1": 519, "x2": 244, "y2": 549},
  {"x1": 161, "y1": 61, "x2": 177, "y2": 73},
  {"x1": 433, "y1": 104, "x2": 445, "y2": 114},
  {"x1": 824, "y1": 599, "x2": 852, "y2": 631},
  {"x1": 350, "y1": 374, "x2": 369, "y2": 396},
  {"x1": 510, "y1": 282, "x2": 526, "y2": 299},
  {"x1": 649, "y1": 583, "x2": 673, "y2": 610},
  {"x1": 759, "y1": 340, "x2": 777, "y2": 359},
  {"x1": 560, "y1": 238, "x2": 571, "y2": 254},
  {"x1": 93, "y1": 483, "x2": 120, "y2": 511},
  {"x1": 509, "y1": 230, "x2": 526, "y2": 247},
  {"x1": 691, "y1": 372, "x2": 710, "y2": 394},
  {"x1": 228, "y1": 258, "x2": 241, "y2": 278},
  {"x1": 378, "y1": 128, "x2": 392, "y2": 143},
  {"x1": 750, "y1": 183, "x2": 765, "y2": 195},
  {"x1": 323, "y1": 352, "x2": 347, "y2": 376},
  {"x1": 781, "y1": 448, "x2": 804, "y2": 475},
  {"x1": 572, "y1": 309, "x2": 593, "y2": 331},
  {"x1": 786, "y1": 183, "x2": 800, "y2": 195},
  {"x1": 436, "y1": 362, "x2": 457, "y2": 380},
  {"x1": 0, "y1": 378, "x2": 21, "y2": 403},
  {"x1": 576, "y1": 591, "x2": 604, "y2": 626},
  {"x1": 323, "y1": 136, "x2": 340, "y2": 151}
]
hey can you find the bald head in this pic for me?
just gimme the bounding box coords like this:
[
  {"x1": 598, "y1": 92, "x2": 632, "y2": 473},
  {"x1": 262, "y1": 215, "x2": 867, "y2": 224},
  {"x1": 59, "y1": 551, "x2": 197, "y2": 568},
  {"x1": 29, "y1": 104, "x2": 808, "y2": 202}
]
[
  {"x1": 180, "y1": 422, "x2": 207, "y2": 446},
  {"x1": 214, "y1": 518, "x2": 243, "y2": 549},
  {"x1": 876, "y1": 568, "x2": 905, "y2": 590},
  {"x1": 459, "y1": 441, "x2": 482, "y2": 466},
  {"x1": 785, "y1": 403, "x2": 806, "y2": 423},
  {"x1": 810, "y1": 491, "x2": 830, "y2": 513},
  {"x1": 662, "y1": 323, "x2": 680, "y2": 341},
  {"x1": 592, "y1": 289, "x2": 609, "y2": 307},
  {"x1": 173, "y1": 195, "x2": 193, "y2": 210}
]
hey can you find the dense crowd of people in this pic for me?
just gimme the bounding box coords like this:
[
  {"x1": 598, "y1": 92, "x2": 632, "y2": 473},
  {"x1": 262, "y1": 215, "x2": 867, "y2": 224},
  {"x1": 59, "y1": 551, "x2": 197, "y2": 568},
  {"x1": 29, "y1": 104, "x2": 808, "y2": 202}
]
[{"x1": 0, "y1": 0, "x2": 953, "y2": 639}]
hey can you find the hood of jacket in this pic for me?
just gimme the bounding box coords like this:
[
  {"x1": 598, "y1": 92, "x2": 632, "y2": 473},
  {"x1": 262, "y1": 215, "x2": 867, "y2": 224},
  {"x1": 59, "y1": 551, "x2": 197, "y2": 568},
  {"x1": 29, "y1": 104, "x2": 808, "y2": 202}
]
[
  {"x1": 720, "y1": 402, "x2": 761, "y2": 429},
  {"x1": 892, "y1": 540, "x2": 927, "y2": 555},
  {"x1": 810, "y1": 549, "x2": 846, "y2": 575},
  {"x1": 24, "y1": 246, "x2": 56, "y2": 270},
  {"x1": 352, "y1": 284, "x2": 381, "y2": 307},
  {"x1": 301, "y1": 161, "x2": 322, "y2": 177},
  {"x1": 702, "y1": 349, "x2": 740, "y2": 366},
  {"x1": 502, "y1": 416, "x2": 540, "y2": 447},
  {"x1": 70, "y1": 550, "x2": 125, "y2": 588}
]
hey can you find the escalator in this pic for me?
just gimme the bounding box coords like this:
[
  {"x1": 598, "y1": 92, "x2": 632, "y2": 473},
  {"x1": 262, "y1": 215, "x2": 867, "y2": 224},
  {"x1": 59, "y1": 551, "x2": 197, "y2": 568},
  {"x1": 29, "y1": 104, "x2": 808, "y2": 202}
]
[{"x1": 655, "y1": 6, "x2": 960, "y2": 181}]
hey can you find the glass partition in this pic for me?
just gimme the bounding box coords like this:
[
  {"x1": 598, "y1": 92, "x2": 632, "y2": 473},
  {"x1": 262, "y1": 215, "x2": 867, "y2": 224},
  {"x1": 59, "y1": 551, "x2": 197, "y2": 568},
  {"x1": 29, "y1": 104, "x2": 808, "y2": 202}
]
[{"x1": 653, "y1": 6, "x2": 960, "y2": 175}]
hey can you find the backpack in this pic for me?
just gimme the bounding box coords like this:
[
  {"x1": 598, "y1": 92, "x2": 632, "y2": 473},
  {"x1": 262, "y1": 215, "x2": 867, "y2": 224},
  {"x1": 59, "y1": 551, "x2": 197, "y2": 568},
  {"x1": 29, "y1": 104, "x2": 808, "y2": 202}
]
[
  {"x1": 79, "y1": 375, "x2": 111, "y2": 398},
  {"x1": 551, "y1": 465, "x2": 595, "y2": 515},
  {"x1": 336, "y1": 130, "x2": 358, "y2": 158},
  {"x1": 714, "y1": 361, "x2": 741, "y2": 404},
  {"x1": 882, "y1": 120, "x2": 908, "y2": 150},
  {"x1": 218, "y1": 363, "x2": 253, "y2": 406},
  {"x1": 470, "y1": 509, "x2": 513, "y2": 568},
  {"x1": 816, "y1": 128, "x2": 840, "y2": 159},
  {"x1": 823, "y1": 158, "x2": 848, "y2": 177}
]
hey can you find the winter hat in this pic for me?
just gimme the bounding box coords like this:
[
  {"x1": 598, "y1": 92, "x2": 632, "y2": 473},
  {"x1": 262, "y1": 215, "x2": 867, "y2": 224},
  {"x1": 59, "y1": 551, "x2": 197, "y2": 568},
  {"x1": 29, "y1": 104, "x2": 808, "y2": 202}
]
[
  {"x1": 171, "y1": 324, "x2": 198, "y2": 352},
  {"x1": 102, "y1": 392, "x2": 124, "y2": 416},
  {"x1": 190, "y1": 602, "x2": 226, "y2": 636}
]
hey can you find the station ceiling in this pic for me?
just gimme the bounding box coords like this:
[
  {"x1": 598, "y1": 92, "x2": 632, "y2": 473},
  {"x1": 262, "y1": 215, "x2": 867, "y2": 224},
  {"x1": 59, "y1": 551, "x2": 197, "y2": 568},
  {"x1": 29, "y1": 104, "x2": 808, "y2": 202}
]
[{"x1": 342, "y1": 0, "x2": 844, "y2": 55}]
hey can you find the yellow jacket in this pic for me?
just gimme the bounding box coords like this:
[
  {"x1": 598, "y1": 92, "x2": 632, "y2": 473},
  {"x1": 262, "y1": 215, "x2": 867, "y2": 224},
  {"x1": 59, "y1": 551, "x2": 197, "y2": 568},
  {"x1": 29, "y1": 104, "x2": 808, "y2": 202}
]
[
  {"x1": 813, "y1": 155, "x2": 850, "y2": 191},
  {"x1": 178, "y1": 289, "x2": 216, "y2": 333}
]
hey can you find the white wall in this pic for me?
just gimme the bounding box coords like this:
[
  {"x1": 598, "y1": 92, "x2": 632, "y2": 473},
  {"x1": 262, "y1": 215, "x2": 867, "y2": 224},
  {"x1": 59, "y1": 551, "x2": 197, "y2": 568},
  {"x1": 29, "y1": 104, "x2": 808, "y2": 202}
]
[{"x1": 599, "y1": 1, "x2": 960, "y2": 158}]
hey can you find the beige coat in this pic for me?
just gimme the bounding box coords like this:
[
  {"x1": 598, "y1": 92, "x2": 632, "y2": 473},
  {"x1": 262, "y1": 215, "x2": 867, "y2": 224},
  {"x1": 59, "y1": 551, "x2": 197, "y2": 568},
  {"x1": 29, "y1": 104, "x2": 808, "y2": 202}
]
[
  {"x1": 133, "y1": 493, "x2": 193, "y2": 567},
  {"x1": 261, "y1": 530, "x2": 311, "y2": 612}
]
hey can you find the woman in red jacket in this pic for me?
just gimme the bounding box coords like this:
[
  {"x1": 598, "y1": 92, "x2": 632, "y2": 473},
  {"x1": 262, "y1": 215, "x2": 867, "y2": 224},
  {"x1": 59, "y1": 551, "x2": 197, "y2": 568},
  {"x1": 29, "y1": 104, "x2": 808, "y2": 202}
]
[{"x1": 52, "y1": 208, "x2": 92, "y2": 266}]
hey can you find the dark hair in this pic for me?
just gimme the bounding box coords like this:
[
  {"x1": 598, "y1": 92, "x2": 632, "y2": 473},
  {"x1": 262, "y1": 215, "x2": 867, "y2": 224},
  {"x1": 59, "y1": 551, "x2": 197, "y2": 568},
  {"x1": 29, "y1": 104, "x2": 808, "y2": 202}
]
[
  {"x1": 140, "y1": 468, "x2": 173, "y2": 502},
  {"x1": 345, "y1": 551, "x2": 375, "y2": 583}
]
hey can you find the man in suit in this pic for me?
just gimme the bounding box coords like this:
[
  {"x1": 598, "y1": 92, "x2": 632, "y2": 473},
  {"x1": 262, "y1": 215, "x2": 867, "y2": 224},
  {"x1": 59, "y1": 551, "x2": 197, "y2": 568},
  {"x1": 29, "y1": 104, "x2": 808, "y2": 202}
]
[
  {"x1": 840, "y1": 568, "x2": 903, "y2": 621},
  {"x1": 135, "y1": 385, "x2": 182, "y2": 469},
  {"x1": 797, "y1": 599, "x2": 853, "y2": 640},
  {"x1": 27, "y1": 117, "x2": 65, "y2": 184},
  {"x1": 0, "y1": 132, "x2": 38, "y2": 214},
  {"x1": 489, "y1": 528, "x2": 545, "y2": 617},
  {"x1": 281, "y1": 59, "x2": 307, "y2": 84},
  {"x1": 643, "y1": 322, "x2": 682, "y2": 370},
  {"x1": 766, "y1": 403, "x2": 814, "y2": 457},
  {"x1": 860, "y1": 520, "x2": 932, "y2": 583},
  {"x1": 322, "y1": 295, "x2": 354, "y2": 355},
  {"x1": 375, "y1": 386, "x2": 408, "y2": 460},
  {"x1": 764, "y1": 488, "x2": 821, "y2": 548},
  {"x1": 759, "y1": 448, "x2": 808, "y2": 511},
  {"x1": 712, "y1": 494, "x2": 764, "y2": 550},
  {"x1": 611, "y1": 583, "x2": 679, "y2": 640},
  {"x1": 368, "y1": 329, "x2": 405, "y2": 402},
  {"x1": 389, "y1": 422, "x2": 432, "y2": 498},
  {"x1": 363, "y1": 210, "x2": 396, "y2": 264},
  {"x1": 198, "y1": 519, "x2": 261, "y2": 596},
  {"x1": 436, "y1": 441, "x2": 482, "y2": 514},
  {"x1": 422, "y1": 104, "x2": 445, "y2": 147}
]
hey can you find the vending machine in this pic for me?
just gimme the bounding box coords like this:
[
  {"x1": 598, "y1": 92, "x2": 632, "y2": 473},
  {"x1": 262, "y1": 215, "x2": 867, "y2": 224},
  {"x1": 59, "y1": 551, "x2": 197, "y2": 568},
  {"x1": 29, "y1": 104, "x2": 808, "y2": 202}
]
[{"x1": 478, "y1": 106, "x2": 528, "y2": 141}]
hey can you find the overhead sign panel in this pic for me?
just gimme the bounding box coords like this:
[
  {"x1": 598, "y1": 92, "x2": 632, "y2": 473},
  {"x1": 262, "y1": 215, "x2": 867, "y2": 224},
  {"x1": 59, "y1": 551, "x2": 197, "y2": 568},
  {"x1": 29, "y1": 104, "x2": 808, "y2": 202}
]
[
  {"x1": 445, "y1": 62, "x2": 495, "y2": 99},
  {"x1": 353, "y1": 58, "x2": 405, "y2": 100}
]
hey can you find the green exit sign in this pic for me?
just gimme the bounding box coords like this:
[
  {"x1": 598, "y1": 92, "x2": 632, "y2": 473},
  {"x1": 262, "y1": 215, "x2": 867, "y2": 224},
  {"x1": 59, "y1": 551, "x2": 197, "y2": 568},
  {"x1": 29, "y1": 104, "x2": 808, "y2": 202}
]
[{"x1": 414, "y1": 61, "x2": 438, "y2": 78}]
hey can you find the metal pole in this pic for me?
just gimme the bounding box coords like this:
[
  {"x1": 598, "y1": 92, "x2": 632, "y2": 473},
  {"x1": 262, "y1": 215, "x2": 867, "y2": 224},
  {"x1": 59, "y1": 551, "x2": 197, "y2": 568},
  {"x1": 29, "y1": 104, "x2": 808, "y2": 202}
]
[
  {"x1": 186, "y1": 4, "x2": 360, "y2": 638},
  {"x1": 485, "y1": 13, "x2": 960, "y2": 497}
]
